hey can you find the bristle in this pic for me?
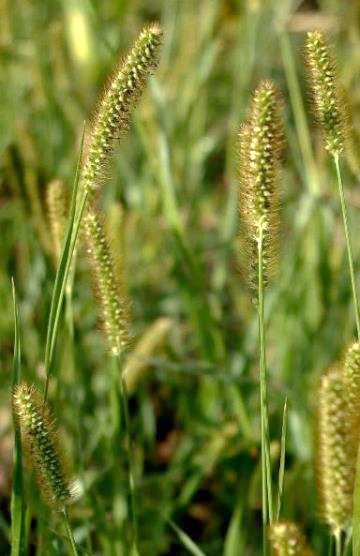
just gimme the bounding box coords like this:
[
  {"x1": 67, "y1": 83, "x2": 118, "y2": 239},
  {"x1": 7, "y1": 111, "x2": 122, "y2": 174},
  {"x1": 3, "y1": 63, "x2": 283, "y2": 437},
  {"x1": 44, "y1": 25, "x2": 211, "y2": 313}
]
[
  {"x1": 343, "y1": 341, "x2": 360, "y2": 457},
  {"x1": 304, "y1": 31, "x2": 347, "y2": 155},
  {"x1": 46, "y1": 180, "x2": 70, "y2": 263},
  {"x1": 314, "y1": 366, "x2": 354, "y2": 535},
  {"x1": 238, "y1": 81, "x2": 284, "y2": 294},
  {"x1": 83, "y1": 208, "x2": 131, "y2": 356},
  {"x1": 81, "y1": 24, "x2": 163, "y2": 197},
  {"x1": 12, "y1": 383, "x2": 77, "y2": 510},
  {"x1": 267, "y1": 521, "x2": 313, "y2": 556}
]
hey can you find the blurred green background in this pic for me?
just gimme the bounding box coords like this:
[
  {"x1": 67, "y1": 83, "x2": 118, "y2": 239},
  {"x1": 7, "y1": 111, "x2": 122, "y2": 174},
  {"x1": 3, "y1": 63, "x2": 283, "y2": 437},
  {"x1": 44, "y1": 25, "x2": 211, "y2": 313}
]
[{"x1": 1, "y1": 0, "x2": 360, "y2": 554}]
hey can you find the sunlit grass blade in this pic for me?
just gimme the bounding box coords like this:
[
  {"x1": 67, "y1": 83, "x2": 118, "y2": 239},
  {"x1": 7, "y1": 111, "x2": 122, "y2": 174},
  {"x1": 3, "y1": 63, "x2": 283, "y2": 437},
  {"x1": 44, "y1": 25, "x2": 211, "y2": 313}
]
[
  {"x1": 44, "y1": 124, "x2": 87, "y2": 399},
  {"x1": 276, "y1": 398, "x2": 287, "y2": 521},
  {"x1": 167, "y1": 519, "x2": 207, "y2": 556},
  {"x1": 10, "y1": 279, "x2": 26, "y2": 556}
]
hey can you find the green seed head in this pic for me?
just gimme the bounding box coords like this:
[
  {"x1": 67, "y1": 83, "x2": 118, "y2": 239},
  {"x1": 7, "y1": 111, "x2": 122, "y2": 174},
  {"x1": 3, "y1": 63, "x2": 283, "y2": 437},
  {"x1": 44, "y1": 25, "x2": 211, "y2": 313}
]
[
  {"x1": 46, "y1": 180, "x2": 70, "y2": 263},
  {"x1": 238, "y1": 80, "x2": 284, "y2": 292},
  {"x1": 84, "y1": 208, "x2": 131, "y2": 356},
  {"x1": 343, "y1": 341, "x2": 360, "y2": 456},
  {"x1": 315, "y1": 366, "x2": 354, "y2": 535},
  {"x1": 304, "y1": 31, "x2": 346, "y2": 155},
  {"x1": 267, "y1": 521, "x2": 313, "y2": 556},
  {"x1": 12, "y1": 383, "x2": 78, "y2": 510},
  {"x1": 82, "y1": 24, "x2": 162, "y2": 196}
]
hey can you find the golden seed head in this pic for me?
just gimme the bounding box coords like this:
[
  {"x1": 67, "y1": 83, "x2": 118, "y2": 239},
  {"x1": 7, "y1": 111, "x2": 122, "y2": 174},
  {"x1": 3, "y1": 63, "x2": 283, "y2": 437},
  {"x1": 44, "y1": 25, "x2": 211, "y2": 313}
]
[
  {"x1": 304, "y1": 31, "x2": 346, "y2": 155},
  {"x1": 83, "y1": 208, "x2": 131, "y2": 356},
  {"x1": 315, "y1": 366, "x2": 354, "y2": 535},
  {"x1": 12, "y1": 383, "x2": 78, "y2": 510},
  {"x1": 82, "y1": 24, "x2": 163, "y2": 196},
  {"x1": 46, "y1": 180, "x2": 70, "y2": 263},
  {"x1": 343, "y1": 341, "x2": 360, "y2": 452},
  {"x1": 238, "y1": 80, "x2": 284, "y2": 292},
  {"x1": 267, "y1": 521, "x2": 313, "y2": 556}
]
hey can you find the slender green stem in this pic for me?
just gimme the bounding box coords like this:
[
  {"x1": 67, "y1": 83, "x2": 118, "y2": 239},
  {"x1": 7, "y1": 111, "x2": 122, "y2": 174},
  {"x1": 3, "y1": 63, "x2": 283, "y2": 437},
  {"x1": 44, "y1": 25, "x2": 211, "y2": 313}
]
[
  {"x1": 63, "y1": 507, "x2": 79, "y2": 556},
  {"x1": 334, "y1": 154, "x2": 360, "y2": 341},
  {"x1": 257, "y1": 222, "x2": 273, "y2": 555},
  {"x1": 343, "y1": 530, "x2": 352, "y2": 556},
  {"x1": 335, "y1": 530, "x2": 342, "y2": 556},
  {"x1": 116, "y1": 355, "x2": 139, "y2": 556}
]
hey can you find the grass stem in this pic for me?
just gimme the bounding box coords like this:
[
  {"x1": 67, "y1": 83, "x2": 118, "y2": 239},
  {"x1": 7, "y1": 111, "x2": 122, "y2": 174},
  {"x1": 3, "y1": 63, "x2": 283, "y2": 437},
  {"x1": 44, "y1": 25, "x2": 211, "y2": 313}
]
[
  {"x1": 334, "y1": 154, "x2": 360, "y2": 341},
  {"x1": 63, "y1": 507, "x2": 79, "y2": 556}
]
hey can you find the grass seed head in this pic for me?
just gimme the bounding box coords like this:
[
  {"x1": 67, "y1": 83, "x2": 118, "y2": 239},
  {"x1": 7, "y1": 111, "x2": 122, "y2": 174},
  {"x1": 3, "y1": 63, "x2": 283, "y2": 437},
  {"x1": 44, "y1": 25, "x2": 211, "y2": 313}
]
[
  {"x1": 81, "y1": 23, "x2": 162, "y2": 197},
  {"x1": 46, "y1": 180, "x2": 70, "y2": 263},
  {"x1": 84, "y1": 208, "x2": 131, "y2": 356},
  {"x1": 343, "y1": 341, "x2": 360, "y2": 456},
  {"x1": 304, "y1": 31, "x2": 347, "y2": 155},
  {"x1": 315, "y1": 366, "x2": 354, "y2": 535},
  {"x1": 267, "y1": 521, "x2": 313, "y2": 556},
  {"x1": 238, "y1": 80, "x2": 284, "y2": 294},
  {"x1": 12, "y1": 382, "x2": 78, "y2": 510}
]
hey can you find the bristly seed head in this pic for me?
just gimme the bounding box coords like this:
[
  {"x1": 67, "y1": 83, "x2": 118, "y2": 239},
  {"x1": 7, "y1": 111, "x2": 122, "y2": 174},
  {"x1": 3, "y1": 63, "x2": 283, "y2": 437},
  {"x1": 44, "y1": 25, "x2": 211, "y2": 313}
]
[
  {"x1": 343, "y1": 341, "x2": 360, "y2": 456},
  {"x1": 83, "y1": 208, "x2": 131, "y2": 356},
  {"x1": 267, "y1": 521, "x2": 314, "y2": 556},
  {"x1": 315, "y1": 366, "x2": 354, "y2": 536},
  {"x1": 304, "y1": 31, "x2": 347, "y2": 155},
  {"x1": 81, "y1": 24, "x2": 162, "y2": 197},
  {"x1": 238, "y1": 80, "x2": 284, "y2": 294},
  {"x1": 12, "y1": 382, "x2": 78, "y2": 510}
]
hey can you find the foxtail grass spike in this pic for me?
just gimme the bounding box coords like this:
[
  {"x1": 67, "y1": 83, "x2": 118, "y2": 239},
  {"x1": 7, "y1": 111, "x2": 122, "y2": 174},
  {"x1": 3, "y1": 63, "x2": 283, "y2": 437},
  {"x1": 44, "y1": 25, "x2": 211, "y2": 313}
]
[
  {"x1": 46, "y1": 180, "x2": 70, "y2": 263},
  {"x1": 267, "y1": 521, "x2": 313, "y2": 556},
  {"x1": 343, "y1": 342, "x2": 360, "y2": 455},
  {"x1": 315, "y1": 366, "x2": 354, "y2": 536},
  {"x1": 238, "y1": 80, "x2": 284, "y2": 294},
  {"x1": 83, "y1": 208, "x2": 131, "y2": 356},
  {"x1": 304, "y1": 31, "x2": 347, "y2": 155},
  {"x1": 81, "y1": 24, "x2": 162, "y2": 197},
  {"x1": 12, "y1": 382, "x2": 78, "y2": 510}
]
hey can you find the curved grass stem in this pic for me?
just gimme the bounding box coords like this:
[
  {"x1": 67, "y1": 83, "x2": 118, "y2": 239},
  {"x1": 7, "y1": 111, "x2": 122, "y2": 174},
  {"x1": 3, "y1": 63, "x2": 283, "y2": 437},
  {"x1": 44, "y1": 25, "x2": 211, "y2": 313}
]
[
  {"x1": 334, "y1": 154, "x2": 360, "y2": 341},
  {"x1": 63, "y1": 507, "x2": 79, "y2": 556}
]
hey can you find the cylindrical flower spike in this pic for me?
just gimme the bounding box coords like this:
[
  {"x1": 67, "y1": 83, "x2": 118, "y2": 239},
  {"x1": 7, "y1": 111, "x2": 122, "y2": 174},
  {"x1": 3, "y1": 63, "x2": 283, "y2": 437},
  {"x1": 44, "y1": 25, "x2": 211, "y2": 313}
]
[
  {"x1": 12, "y1": 383, "x2": 78, "y2": 510},
  {"x1": 315, "y1": 366, "x2": 354, "y2": 536},
  {"x1": 81, "y1": 24, "x2": 162, "y2": 196},
  {"x1": 268, "y1": 521, "x2": 313, "y2": 556},
  {"x1": 343, "y1": 341, "x2": 360, "y2": 456},
  {"x1": 46, "y1": 180, "x2": 70, "y2": 263},
  {"x1": 304, "y1": 31, "x2": 347, "y2": 155},
  {"x1": 238, "y1": 80, "x2": 284, "y2": 293},
  {"x1": 83, "y1": 208, "x2": 131, "y2": 356}
]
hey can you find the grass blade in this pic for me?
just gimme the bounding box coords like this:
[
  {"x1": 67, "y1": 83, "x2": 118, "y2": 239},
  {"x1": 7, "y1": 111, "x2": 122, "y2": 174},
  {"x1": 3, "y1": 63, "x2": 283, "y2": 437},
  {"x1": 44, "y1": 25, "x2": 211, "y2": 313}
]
[
  {"x1": 276, "y1": 398, "x2": 287, "y2": 521},
  {"x1": 10, "y1": 279, "x2": 26, "y2": 556},
  {"x1": 168, "y1": 519, "x2": 207, "y2": 556}
]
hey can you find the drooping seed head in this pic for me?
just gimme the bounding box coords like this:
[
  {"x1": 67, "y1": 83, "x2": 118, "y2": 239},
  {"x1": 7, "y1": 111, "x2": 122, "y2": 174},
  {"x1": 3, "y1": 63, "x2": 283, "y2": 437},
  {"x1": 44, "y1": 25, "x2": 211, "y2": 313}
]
[
  {"x1": 83, "y1": 208, "x2": 131, "y2": 356},
  {"x1": 314, "y1": 366, "x2": 354, "y2": 535},
  {"x1": 81, "y1": 24, "x2": 162, "y2": 197},
  {"x1": 12, "y1": 382, "x2": 78, "y2": 510},
  {"x1": 238, "y1": 80, "x2": 284, "y2": 293},
  {"x1": 267, "y1": 521, "x2": 313, "y2": 556},
  {"x1": 46, "y1": 180, "x2": 70, "y2": 263},
  {"x1": 304, "y1": 31, "x2": 347, "y2": 155}
]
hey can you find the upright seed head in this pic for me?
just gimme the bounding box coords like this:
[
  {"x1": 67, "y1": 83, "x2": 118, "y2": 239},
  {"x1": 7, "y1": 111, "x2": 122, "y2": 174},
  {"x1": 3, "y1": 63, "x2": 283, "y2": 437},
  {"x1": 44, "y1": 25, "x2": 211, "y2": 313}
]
[
  {"x1": 343, "y1": 341, "x2": 360, "y2": 455},
  {"x1": 81, "y1": 24, "x2": 163, "y2": 197},
  {"x1": 238, "y1": 80, "x2": 284, "y2": 293},
  {"x1": 46, "y1": 180, "x2": 70, "y2": 263},
  {"x1": 314, "y1": 366, "x2": 354, "y2": 536},
  {"x1": 83, "y1": 208, "x2": 131, "y2": 356},
  {"x1": 304, "y1": 31, "x2": 346, "y2": 155},
  {"x1": 267, "y1": 521, "x2": 313, "y2": 556},
  {"x1": 12, "y1": 382, "x2": 78, "y2": 510}
]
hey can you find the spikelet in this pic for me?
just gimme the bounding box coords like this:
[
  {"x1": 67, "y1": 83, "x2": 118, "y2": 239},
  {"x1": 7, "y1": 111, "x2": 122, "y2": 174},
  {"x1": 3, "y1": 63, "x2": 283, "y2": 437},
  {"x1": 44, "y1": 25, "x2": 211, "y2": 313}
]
[
  {"x1": 46, "y1": 180, "x2": 70, "y2": 263},
  {"x1": 315, "y1": 366, "x2": 354, "y2": 535},
  {"x1": 12, "y1": 382, "x2": 77, "y2": 510},
  {"x1": 304, "y1": 31, "x2": 347, "y2": 155},
  {"x1": 83, "y1": 207, "x2": 131, "y2": 356},
  {"x1": 123, "y1": 317, "x2": 172, "y2": 395},
  {"x1": 81, "y1": 24, "x2": 162, "y2": 196},
  {"x1": 238, "y1": 81, "x2": 284, "y2": 293},
  {"x1": 267, "y1": 521, "x2": 313, "y2": 556}
]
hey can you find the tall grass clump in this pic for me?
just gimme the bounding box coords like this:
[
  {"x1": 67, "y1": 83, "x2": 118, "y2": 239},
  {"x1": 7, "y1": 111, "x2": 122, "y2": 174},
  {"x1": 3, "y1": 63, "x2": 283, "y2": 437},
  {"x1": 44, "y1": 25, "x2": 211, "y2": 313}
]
[{"x1": 238, "y1": 80, "x2": 284, "y2": 544}]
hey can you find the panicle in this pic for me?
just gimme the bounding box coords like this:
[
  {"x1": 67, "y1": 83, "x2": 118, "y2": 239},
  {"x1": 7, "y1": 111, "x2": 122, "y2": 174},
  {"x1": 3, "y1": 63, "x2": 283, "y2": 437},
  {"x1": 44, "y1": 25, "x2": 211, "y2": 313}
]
[
  {"x1": 12, "y1": 382, "x2": 78, "y2": 510},
  {"x1": 267, "y1": 521, "x2": 313, "y2": 556},
  {"x1": 304, "y1": 31, "x2": 347, "y2": 155}
]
